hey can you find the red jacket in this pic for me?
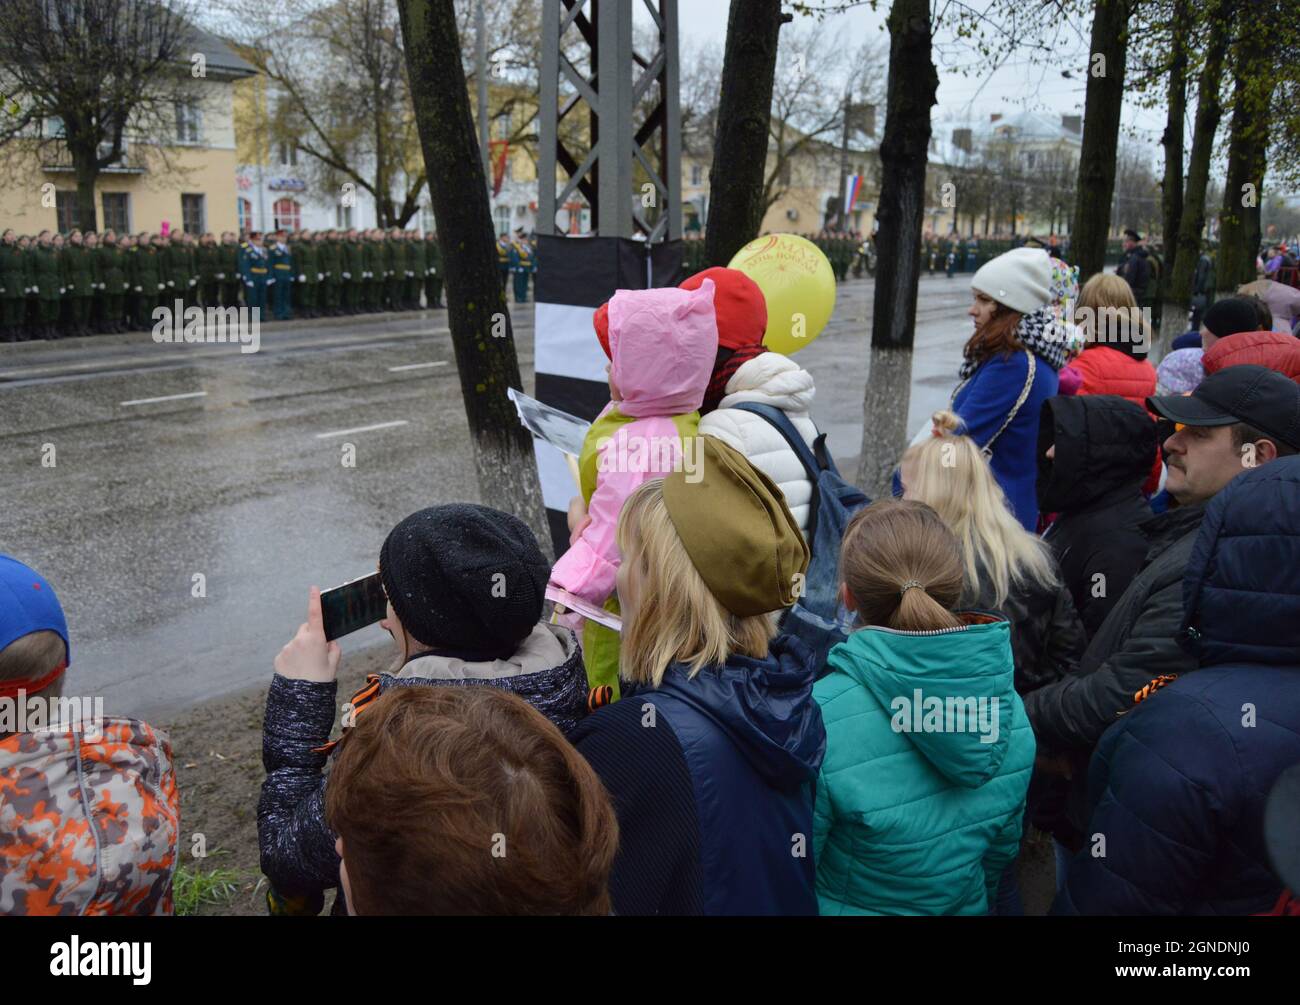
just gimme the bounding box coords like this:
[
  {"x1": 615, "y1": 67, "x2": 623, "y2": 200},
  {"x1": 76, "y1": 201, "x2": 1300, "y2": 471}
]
[
  {"x1": 1203, "y1": 330, "x2": 1300, "y2": 383},
  {"x1": 1063, "y1": 345, "x2": 1157, "y2": 406},
  {"x1": 1063, "y1": 346, "x2": 1161, "y2": 494}
]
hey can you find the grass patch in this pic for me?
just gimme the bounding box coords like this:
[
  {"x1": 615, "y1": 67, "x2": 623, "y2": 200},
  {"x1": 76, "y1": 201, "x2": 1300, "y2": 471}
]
[{"x1": 174, "y1": 858, "x2": 243, "y2": 916}]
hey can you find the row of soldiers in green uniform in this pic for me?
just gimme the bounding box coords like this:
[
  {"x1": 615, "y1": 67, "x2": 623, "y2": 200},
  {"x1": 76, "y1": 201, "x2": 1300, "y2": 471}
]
[
  {"x1": 238, "y1": 228, "x2": 445, "y2": 322},
  {"x1": 0, "y1": 226, "x2": 446, "y2": 342},
  {"x1": 678, "y1": 230, "x2": 869, "y2": 282},
  {"x1": 496, "y1": 229, "x2": 536, "y2": 304}
]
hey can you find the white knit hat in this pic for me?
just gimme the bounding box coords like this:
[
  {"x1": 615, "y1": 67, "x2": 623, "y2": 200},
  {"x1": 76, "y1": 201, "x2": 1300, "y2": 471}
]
[{"x1": 970, "y1": 247, "x2": 1053, "y2": 314}]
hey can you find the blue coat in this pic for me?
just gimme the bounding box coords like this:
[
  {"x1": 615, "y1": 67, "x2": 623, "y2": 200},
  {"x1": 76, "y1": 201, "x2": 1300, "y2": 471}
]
[
  {"x1": 952, "y1": 350, "x2": 1059, "y2": 530},
  {"x1": 570, "y1": 635, "x2": 827, "y2": 915},
  {"x1": 1053, "y1": 457, "x2": 1300, "y2": 915}
]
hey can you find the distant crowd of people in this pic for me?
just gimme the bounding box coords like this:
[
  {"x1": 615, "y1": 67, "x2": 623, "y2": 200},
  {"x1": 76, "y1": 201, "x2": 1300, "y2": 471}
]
[{"x1": 3, "y1": 244, "x2": 1300, "y2": 917}]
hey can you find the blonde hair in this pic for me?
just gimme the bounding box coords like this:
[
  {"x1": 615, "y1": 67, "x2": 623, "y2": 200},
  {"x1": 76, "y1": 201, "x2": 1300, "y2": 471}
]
[
  {"x1": 0, "y1": 630, "x2": 67, "y2": 683},
  {"x1": 901, "y1": 411, "x2": 1058, "y2": 607},
  {"x1": 616, "y1": 479, "x2": 774, "y2": 687},
  {"x1": 1075, "y1": 273, "x2": 1150, "y2": 351},
  {"x1": 839, "y1": 500, "x2": 962, "y2": 631}
]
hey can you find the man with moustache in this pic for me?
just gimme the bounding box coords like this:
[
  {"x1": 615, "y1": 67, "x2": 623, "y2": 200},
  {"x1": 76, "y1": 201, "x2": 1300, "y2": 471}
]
[{"x1": 1026, "y1": 366, "x2": 1300, "y2": 755}]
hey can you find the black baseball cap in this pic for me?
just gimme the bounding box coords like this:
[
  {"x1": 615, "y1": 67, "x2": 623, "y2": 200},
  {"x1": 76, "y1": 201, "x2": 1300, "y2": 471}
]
[{"x1": 1147, "y1": 364, "x2": 1300, "y2": 450}]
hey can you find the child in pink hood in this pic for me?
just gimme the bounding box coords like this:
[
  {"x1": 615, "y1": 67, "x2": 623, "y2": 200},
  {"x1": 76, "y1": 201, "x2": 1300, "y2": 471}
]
[{"x1": 551, "y1": 279, "x2": 719, "y2": 697}]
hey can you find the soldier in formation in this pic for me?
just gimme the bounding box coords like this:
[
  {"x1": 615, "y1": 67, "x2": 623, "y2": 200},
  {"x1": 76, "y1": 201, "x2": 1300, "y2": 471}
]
[{"x1": 0, "y1": 225, "x2": 451, "y2": 341}]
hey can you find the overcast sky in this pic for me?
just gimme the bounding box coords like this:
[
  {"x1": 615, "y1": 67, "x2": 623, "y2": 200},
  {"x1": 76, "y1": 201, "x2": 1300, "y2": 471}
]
[{"x1": 674, "y1": 1, "x2": 1171, "y2": 161}]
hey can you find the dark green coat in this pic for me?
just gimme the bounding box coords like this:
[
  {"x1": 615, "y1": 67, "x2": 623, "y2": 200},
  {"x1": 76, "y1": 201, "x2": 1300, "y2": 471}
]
[
  {"x1": 1, "y1": 243, "x2": 25, "y2": 297},
  {"x1": 134, "y1": 245, "x2": 163, "y2": 293},
  {"x1": 62, "y1": 244, "x2": 94, "y2": 296},
  {"x1": 98, "y1": 244, "x2": 126, "y2": 292},
  {"x1": 196, "y1": 243, "x2": 223, "y2": 283},
  {"x1": 318, "y1": 238, "x2": 339, "y2": 278},
  {"x1": 30, "y1": 245, "x2": 61, "y2": 301},
  {"x1": 165, "y1": 242, "x2": 193, "y2": 290},
  {"x1": 362, "y1": 239, "x2": 381, "y2": 278},
  {"x1": 221, "y1": 242, "x2": 240, "y2": 281},
  {"x1": 424, "y1": 238, "x2": 440, "y2": 275},
  {"x1": 295, "y1": 240, "x2": 318, "y2": 284}
]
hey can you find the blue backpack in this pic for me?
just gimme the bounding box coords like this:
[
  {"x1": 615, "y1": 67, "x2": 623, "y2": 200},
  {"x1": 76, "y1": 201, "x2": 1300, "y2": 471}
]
[{"x1": 731, "y1": 403, "x2": 870, "y2": 672}]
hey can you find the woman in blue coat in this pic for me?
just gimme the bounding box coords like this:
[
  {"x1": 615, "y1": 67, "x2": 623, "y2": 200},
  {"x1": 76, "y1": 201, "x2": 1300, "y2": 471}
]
[
  {"x1": 569, "y1": 437, "x2": 826, "y2": 915},
  {"x1": 952, "y1": 248, "x2": 1067, "y2": 529}
]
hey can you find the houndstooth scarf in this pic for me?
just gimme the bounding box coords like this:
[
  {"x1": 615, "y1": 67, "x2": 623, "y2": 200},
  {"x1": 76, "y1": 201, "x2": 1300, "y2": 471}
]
[{"x1": 959, "y1": 305, "x2": 1069, "y2": 380}]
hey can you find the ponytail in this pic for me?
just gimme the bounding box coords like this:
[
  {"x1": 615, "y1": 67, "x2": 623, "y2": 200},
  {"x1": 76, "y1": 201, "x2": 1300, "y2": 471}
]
[{"x1": 840, "y1": 500, "x2": 963, "y2": 632}]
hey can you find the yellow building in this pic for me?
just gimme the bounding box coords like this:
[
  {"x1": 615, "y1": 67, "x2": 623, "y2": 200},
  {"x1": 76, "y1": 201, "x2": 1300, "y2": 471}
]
[{"x1": 0, "y1": 28, "x2": 254, "y2": 236}]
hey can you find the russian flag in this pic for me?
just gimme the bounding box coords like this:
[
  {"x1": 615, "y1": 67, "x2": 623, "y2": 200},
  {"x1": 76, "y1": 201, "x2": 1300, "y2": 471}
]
[{"x1": 844, "y1": 174, "x2": 863, "y2": 215}]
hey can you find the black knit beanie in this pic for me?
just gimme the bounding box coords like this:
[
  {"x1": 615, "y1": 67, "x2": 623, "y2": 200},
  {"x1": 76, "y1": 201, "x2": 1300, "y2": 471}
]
[
  {"x1": 378, "y1": 504, "x2": 549, "y2": 658},
  {"x1": 1203, "y1": 297, "x2": 1264, "y2": 339}
]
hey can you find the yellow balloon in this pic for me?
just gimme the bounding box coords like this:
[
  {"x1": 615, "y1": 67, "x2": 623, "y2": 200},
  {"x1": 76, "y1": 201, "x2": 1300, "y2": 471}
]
[{"x1": 727, "y1": 234, "x2": 836, "y2": 355}]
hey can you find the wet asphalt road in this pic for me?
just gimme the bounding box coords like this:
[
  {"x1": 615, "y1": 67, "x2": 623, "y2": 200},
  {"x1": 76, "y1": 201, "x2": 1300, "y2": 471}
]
[{"x1": 0, "y1": 273, "x2": 974, "y2": 718}]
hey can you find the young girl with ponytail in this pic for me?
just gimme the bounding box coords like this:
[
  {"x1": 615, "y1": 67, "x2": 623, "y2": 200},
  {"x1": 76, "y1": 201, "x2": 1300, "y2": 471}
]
[{"x1": 812, "y1": 500, "x2": 1035, "y2": 915}]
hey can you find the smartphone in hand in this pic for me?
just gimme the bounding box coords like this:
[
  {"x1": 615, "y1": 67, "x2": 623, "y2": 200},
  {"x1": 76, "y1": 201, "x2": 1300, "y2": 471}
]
[{"x1": 320, "y1": 572, "x2": 387, "y2": 641}]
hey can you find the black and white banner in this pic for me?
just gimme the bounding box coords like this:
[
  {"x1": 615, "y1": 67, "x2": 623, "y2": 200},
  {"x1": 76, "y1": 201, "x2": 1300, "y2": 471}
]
[{"x1": 532, "y1": 235, "x2": 684, "y2": 555}]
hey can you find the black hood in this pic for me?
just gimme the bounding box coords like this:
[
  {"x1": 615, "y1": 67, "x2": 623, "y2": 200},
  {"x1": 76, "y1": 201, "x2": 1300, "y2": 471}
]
[{"x1": 1037, "y1": 394, "x2": 1157, "y2": 513}]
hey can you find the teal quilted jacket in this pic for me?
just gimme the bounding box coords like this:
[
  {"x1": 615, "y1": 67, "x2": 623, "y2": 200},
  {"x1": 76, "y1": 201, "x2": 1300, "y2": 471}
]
[{"x1": 812, "y1": 615, "x2": 1036, "y2": 915}]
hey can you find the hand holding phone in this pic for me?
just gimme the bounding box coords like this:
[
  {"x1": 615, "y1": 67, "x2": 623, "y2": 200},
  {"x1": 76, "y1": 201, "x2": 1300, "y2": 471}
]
[
  {"x1": 319, "y1": 572, "x2": 388, "y2": 641},
  {"x1": 274, "y1": 587, "x2": 342, "y2": 684}
]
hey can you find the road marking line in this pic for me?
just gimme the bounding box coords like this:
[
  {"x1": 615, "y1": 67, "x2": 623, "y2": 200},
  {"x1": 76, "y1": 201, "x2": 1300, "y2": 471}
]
[
  {"x1": 119, "y1": 391, "x2": 208, "y2": 407},
  {"x1": 315, "y1": 420, "x2": 409, "y2": 439},
  {"x1": 387, "y1": 361, "x2": 450, "y2": 372}
]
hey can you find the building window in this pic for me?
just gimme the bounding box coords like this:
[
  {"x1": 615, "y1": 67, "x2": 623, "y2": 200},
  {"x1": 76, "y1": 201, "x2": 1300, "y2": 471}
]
[
  {"x1": 278, "y1": 141, "x2": 298, "y2": 166},
  {"x1": 44, "y1": 116, "x2": 66, "y2": 138},
  {"x1": 494, "y1": 204, "x2": 510, "y2": 235},
  {"x1": 181, "y1": 194, "x2": 206, "y2": 234},
  {"x1": 273, "y1": 198, "x2": 301, "y2": 232},
  {"x1": 336, "y1": 203, "x2": 353, "y2": 229},
  {"x1": 420, "y1": 204, "x2": 434, "y2": 234},
  {"x1": 238, "y1": 198, "x2": 252, "y2": 232},
  {"x1": 1025, "y1": 151, "x2": 1037, "y2": 169},
  {"x1": 493, "y1": 113, "x2": 511, "y2": 141},
  {"x1": 55, "y1": 190, "x2": 79, "y2": 233},
  {"x1": 175, "y1": 101, "x2": 202, "y2": 143},
  {"x1": 691, "y1": 163, "x2": 702, "y2": 186},
  {"x1": 102, "y1": 192, "x2": 130, "y2": 232}
]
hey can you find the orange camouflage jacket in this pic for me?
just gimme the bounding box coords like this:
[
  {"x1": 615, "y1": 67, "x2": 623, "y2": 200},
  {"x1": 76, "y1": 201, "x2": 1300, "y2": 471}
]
[{"x1": 0, "y1": 718, "x2": 179, "y2": 915}]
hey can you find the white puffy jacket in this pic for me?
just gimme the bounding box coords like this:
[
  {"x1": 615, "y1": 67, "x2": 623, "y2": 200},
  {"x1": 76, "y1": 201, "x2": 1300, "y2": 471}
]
[{"x1": 698, "y1": 352, "x2": 818, "y2": 533}]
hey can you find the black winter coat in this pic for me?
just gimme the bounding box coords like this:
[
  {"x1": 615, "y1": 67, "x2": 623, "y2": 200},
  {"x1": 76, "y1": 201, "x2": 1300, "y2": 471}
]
[
  {"x1": 1054, "y1": 457, "x2": 1300, "y2": 915},
  {"x1": 1023, "y1": 501, "x2": 1206, "y2": 754},
  {"x1": 1037, "y1": 395, "x2": 1157, "y2": 641},
  {"x1": 963, "y1": 564, "x2": 1086, "y2": 699}
]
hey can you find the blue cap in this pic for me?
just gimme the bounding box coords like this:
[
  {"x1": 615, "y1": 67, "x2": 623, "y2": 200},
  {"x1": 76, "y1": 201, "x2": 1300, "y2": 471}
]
[{"x1": 0, "y1": 555, "x2": 70, "y2": 663}]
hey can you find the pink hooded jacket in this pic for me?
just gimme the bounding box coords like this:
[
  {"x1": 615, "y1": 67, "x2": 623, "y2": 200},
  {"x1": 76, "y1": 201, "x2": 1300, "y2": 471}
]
[{"x1": 549, "y1": 279, "x2": 718, "y2": 605}]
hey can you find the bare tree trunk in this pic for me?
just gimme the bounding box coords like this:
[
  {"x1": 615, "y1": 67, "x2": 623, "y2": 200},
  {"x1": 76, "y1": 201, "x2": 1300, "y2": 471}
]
[
  {"x1": 396, "y1": 0, "x2": 549, "y2": 550},
  {"x1": 1161, "y1": 4, "x2": 1229, "y2": 354},
  {"x1": 72, "y1": 146, "x2": 99, "y2": 233},
  {"x1": 856, "y1": 0, "x2": 936, "y2": 496},
  {"x1": 1159, "y1": 0, "x2": 1188, "y2": 281},
  {"x1": 704, "y1": 0, "x2": 789, "y2": 268},
  {"x1": 1217, "y1": 26, "x2": 1275, "y2": 293},
  {"x1": 1071, "y1": 0, "x2": 1132, "y2": 283}
]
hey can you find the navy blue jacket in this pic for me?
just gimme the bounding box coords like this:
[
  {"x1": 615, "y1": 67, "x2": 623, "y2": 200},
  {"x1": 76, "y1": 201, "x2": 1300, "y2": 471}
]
[
  {"x1": 1053, "y1": 457, "x2": 1300, "y2": 915},
  {"x1": 952, "y1": 349, "x2": 1059, "y2": 530},
  {"x1": 570, "y1": 635, "x2": 827, "y2": 915}
]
